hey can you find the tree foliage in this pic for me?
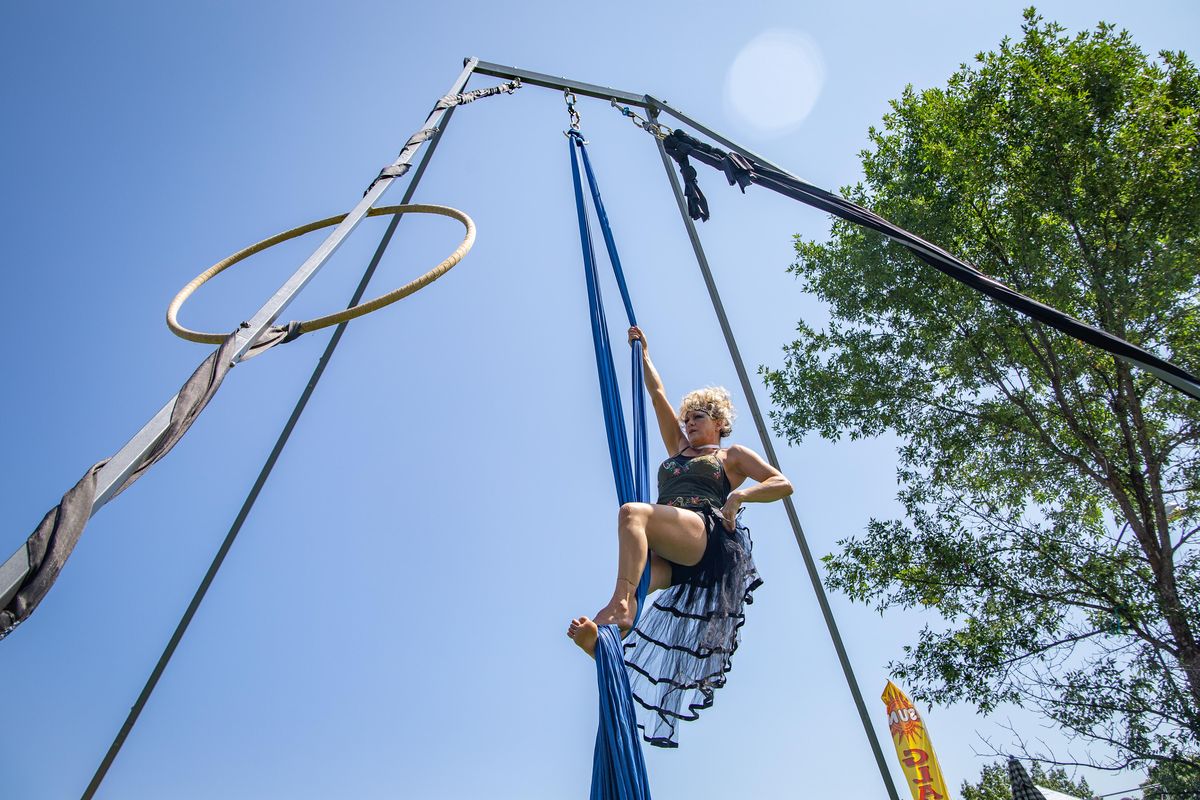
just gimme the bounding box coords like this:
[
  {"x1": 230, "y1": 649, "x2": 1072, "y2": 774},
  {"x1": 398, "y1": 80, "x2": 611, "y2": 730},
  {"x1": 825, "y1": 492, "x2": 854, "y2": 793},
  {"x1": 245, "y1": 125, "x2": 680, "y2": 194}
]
[
  {"x1": 1143, "y1": 758, "x2": 1200, "y2": 799},
  {"x1": 961, "y1": 760, "x2": 1093, "y2": 800},
  {"x1": 763, "y1": 9, "x2": 1199, "y2": 773}
]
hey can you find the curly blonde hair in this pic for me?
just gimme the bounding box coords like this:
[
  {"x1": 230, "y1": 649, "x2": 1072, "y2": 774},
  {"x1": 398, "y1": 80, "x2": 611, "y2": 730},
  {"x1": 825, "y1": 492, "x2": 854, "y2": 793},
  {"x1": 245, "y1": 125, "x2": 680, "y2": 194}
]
[{"x1": 678, "y1": 386, "x2": 736, "y2": 438}]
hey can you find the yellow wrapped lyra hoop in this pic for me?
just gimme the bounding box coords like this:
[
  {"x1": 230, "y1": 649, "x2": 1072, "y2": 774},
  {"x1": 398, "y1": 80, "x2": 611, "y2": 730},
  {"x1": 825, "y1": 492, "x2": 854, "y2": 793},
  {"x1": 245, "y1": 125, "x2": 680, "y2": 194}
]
[{"x1": 167, "y1": 204, "x2": 475, "y2": 344}]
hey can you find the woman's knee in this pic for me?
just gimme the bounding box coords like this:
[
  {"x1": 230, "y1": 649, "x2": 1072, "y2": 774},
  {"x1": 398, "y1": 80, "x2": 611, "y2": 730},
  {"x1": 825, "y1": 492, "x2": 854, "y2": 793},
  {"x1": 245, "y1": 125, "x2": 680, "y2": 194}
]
[{"x1": 618, "y1": 502, "x2": 652, "y2": 529}]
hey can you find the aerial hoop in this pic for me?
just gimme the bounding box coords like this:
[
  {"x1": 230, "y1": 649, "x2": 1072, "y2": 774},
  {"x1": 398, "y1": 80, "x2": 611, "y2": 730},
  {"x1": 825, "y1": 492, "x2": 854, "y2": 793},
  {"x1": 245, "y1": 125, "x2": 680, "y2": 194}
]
[{"x1": 167, "y1": 204, "x2": 476, "y2": 343}]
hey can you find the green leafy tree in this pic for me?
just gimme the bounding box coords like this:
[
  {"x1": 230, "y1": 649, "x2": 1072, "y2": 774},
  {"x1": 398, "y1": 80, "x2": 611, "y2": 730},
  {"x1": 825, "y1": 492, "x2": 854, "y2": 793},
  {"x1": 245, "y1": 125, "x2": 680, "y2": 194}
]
[
  {"x1": 1143, "y1": 758, "x2": 1200, "y2": 798},
  {"x1": 763, "y1": 9, "x2": 1199, "y2": 775},
  {"x1": 961, "y1": 761, "x2": 1093, "y2": 800}
]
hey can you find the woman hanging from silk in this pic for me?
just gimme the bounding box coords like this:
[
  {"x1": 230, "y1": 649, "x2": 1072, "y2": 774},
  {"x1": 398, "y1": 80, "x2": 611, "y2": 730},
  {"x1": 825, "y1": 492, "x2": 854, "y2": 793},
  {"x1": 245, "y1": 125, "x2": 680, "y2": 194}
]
[{"x1": 569, "y1": 325, "x2": 793, "y2": 747}]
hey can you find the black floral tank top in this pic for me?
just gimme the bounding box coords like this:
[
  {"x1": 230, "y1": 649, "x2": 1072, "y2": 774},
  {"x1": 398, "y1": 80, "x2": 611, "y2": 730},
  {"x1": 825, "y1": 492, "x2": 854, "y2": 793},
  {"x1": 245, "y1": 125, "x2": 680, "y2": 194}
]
[{"x1": 657, "y1": 451, "x2": 733, "y2": 510}]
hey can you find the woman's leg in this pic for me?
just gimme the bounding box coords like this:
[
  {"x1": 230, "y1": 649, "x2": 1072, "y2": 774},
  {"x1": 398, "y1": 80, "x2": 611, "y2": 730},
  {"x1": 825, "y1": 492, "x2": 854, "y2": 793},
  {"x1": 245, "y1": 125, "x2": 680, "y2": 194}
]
[
  {"x1": 600, "y1": 502, "x2": 706, "y2": 626},
  {"x1": 569, "y1": 503, "x2": 706, "y2": 656},
  {"x1": 648, "y1": 552, "x2": 674, "y2": 593}
]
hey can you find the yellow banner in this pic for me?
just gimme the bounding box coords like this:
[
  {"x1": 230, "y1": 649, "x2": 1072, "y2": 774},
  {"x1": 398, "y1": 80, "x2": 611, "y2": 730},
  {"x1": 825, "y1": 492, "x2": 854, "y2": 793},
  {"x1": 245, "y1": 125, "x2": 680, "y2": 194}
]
[{"x1": 882, "y1": 680, "x2": 953, "y2": 800}]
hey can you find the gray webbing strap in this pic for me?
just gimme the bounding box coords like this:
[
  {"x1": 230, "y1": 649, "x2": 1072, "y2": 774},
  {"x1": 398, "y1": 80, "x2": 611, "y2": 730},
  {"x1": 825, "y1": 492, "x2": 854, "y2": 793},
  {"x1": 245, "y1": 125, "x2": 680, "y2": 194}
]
[{"x1": 436, "y1": 78, "x2": 520, "y2": 108}]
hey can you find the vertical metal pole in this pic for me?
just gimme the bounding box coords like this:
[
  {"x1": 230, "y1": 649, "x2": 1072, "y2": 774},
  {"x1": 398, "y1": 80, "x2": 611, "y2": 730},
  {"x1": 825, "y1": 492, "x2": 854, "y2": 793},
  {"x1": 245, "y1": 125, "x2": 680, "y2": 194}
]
[
  {"x1": 646, "y1": 104, "x2": 902, "y2": 800},
  {"x1": 78, "y1": 73, "x2": 473, "y2": 800}
]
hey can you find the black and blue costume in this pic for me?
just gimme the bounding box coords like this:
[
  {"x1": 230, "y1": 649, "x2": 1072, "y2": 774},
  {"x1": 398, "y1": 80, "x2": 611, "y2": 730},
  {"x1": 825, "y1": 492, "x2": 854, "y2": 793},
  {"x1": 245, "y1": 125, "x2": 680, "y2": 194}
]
[{"x1": 623, "y1": 449, "x2": 762, "y2": 748}]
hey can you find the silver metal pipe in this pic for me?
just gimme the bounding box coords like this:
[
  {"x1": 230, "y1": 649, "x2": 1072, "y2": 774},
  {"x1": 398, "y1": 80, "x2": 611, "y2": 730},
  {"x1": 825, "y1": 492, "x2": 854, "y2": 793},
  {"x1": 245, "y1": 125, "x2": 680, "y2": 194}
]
[
  {"x1": 78, "y1": 81, "x2": 470, "y2": 800},
  {"x1": 94, "y1": 56, "x2": 480, "y2": 508},
  {"x1": 647, "y1": 102, "x2": 902, "y2": 800},
  {"x1": 0, "y1": 545, "x2": 28, "y2": 610},
  {"x1": 3, "y1": 58, "x2": 482, "y2": 610},
  {"x1": 473, "y1": 59, "x2": 648, "y2": 107}
]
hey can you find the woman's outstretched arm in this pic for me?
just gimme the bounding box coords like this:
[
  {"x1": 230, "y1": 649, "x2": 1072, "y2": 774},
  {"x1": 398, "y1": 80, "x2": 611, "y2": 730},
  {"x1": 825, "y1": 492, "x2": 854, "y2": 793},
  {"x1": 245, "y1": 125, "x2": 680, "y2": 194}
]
[{"x1": 629, "y1": 326, "x2": 685, "y2": 455}]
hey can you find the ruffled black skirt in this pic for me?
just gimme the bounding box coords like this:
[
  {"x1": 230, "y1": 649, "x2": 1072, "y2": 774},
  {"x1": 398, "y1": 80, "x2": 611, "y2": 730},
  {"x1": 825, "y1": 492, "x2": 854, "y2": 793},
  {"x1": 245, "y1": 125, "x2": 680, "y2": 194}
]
[{"x1": 622, "y1": 505, "x2": 761, "y2": 748}]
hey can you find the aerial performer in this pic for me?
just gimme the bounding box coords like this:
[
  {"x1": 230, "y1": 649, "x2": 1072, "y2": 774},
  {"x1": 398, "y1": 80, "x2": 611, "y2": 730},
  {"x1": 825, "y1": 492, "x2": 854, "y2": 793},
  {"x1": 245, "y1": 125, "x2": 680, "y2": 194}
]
[{"x1": 569, "y1": 325, "x2": 794, "y2": 747}]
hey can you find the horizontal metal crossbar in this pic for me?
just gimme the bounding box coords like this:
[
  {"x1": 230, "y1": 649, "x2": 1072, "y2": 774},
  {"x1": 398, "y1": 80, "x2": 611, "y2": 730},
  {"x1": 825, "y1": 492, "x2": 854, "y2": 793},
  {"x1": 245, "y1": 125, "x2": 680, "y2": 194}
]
[
  {"x1": 473, "y1": 59, "x2": 648, "y2": 107},
  {"x1": 470, "y1": 60, "x2": 807, "y2": 183}
]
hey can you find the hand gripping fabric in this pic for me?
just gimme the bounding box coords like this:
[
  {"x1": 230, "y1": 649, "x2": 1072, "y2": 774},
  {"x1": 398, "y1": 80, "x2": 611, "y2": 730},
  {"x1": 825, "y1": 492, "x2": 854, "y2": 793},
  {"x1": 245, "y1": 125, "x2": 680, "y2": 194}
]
[
  {"x1": 167, "y1": 204, "x2": 475, "y2": 344},
  {"x1": 568, "y1": 130, "x2": 654, "y2": 800}
]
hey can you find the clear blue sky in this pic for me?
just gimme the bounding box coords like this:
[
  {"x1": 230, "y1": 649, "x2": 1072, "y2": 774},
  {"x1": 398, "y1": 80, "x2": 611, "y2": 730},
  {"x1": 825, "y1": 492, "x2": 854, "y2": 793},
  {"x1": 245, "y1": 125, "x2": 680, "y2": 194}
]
[{"x1": 2, "y1": 2, "x2": 1195, "y2": 798}]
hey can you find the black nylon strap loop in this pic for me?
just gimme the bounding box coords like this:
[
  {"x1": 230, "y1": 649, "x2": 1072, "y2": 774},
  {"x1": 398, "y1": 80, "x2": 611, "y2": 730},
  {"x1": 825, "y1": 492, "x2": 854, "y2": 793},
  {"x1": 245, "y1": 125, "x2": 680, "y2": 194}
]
[{"x1": 660, "y1": 131, "x2": 1200, "y2": 401}]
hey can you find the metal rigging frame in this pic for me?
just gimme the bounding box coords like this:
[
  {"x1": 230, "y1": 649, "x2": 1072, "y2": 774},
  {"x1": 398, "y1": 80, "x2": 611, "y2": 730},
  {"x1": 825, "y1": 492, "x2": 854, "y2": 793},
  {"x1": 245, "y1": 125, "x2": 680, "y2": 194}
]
[{"x1": 3, "y1": 57, "x2": 902, "y2": 800}]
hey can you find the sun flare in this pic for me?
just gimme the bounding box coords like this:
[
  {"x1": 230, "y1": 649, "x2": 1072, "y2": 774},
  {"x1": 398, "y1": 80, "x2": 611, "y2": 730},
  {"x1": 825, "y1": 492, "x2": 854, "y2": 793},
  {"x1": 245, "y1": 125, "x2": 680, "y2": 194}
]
[{"x1": 724, "y1": 29, "x2": 825, "y2": 136}]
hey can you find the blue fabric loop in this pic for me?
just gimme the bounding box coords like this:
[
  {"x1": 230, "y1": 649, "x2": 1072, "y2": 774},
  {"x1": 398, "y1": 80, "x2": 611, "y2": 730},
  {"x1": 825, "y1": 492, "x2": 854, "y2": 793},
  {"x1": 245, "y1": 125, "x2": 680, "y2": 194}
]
[
  {"x1": 568, "y1": 132, "x2": 653, "y2": 613},
  {"x1": 568, "y1": 130, "x2": 654, "y2": 800}
]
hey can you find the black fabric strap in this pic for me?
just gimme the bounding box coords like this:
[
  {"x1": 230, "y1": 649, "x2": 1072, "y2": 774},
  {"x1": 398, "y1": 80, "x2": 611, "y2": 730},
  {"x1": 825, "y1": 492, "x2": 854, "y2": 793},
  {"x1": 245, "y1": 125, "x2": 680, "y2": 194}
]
[
  {"x1": 0, "y1": 326, "x2": 299, "y2": 640},
  {"x1": 662, "y1": 130, "x2": 1200, "y2": 402}
]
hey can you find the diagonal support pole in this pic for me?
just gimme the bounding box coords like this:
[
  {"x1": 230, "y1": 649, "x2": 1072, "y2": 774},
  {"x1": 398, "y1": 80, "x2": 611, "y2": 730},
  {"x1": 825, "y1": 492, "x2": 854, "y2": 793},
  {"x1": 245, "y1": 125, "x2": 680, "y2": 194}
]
[
  {"x1": 469, "y1": 57, "x2": 901, "y2": 798},
  {"x1": 646, "y1": 103, "x2": 902, "y2": 800},
  {"x1": 78, "y1": 71, "x2": 472, "y2": 800},
  {"x1": 88, "y1": 55, "x2": 479, "y2": 511},
  {"x1": 0, "y1": 59, "x2": 482, "y2": 615}
]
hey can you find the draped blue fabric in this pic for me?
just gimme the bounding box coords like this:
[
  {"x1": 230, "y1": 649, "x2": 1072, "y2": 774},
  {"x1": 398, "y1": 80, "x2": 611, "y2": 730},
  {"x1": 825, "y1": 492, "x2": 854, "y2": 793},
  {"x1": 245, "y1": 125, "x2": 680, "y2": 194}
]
[
  {"x1": 568, "y1": 130, "x2": 653, "y2": 800},
  {"x1": 590, "y1": 626, "x2": 652, "y2": 800}
]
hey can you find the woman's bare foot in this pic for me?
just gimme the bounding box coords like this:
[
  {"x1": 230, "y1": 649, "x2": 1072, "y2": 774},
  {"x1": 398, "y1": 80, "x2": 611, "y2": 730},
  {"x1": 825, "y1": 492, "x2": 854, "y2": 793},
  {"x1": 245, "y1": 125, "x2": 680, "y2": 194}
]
[
  {"x1": 569, "y1": 595, "x2": 639, "y2": 658},
  {"x1": 594, "y1": 597, "x2": 637, "y2": 635},
  {"x1": 568, "y1": 616, "x2": 599, "y2": 657}
]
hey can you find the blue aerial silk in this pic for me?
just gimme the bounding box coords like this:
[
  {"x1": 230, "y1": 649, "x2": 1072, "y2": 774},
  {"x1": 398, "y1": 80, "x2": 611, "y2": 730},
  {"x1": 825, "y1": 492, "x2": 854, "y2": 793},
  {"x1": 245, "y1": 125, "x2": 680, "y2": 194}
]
[{"x1": 568, "y1": 129, "x2": 653, "y2": 800}]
